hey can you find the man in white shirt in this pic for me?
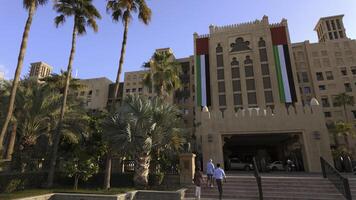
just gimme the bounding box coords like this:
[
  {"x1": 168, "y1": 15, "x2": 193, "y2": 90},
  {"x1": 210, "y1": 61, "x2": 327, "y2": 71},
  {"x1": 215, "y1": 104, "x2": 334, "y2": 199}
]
[
  {"x1": 213, "y1": 163, "x2": 226, "y2": 199},
  {"x1": 206, "y1": 159, "x2": 215, "y2": 187}
]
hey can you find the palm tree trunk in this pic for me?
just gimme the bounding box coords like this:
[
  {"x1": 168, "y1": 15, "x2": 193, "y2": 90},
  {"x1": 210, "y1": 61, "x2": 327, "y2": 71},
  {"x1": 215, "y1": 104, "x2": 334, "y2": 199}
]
[
  {"x1": 74, "y1": 174, "x2": 79, "y2": 190},
  {"x1": 5, "y1": 121, "x2": 17, "y2": 160},
  {"x1": 103, "y1": 150, "x2": 112, "y2": 190},
  {"x1": 47, "y1": 22, "x2": 77, "y2": 188},
  {"x1": 0, "y1": 2, "x2": 36, "y2": 153},
  {"x1": 112, "y1": 15, "x2": 129, "y2": 107},
  {"x1": 134, "y1": 153, "x2": 150, "y2": 189}
]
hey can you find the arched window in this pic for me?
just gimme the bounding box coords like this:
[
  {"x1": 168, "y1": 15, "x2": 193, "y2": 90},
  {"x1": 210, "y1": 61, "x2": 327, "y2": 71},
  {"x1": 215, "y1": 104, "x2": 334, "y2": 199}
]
[
  {"x1": 216, "y1": 43, "x2": 223, "y2": 53},
  {"x1": 231, "y1": 57, "x2": 239, "y2": 66},
  {"x1": 258, "y1": 37, "x2": 266, "y2": 47},
  {"x1": 244, "y1": 56, "x2": 253, "y2": 65}
]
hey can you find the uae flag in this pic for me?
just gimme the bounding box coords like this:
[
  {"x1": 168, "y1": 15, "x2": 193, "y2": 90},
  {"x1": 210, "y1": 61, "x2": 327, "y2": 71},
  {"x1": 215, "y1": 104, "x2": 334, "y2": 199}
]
[
  {"x1": 195, "y1": 37, "x2": 211, "y2": 107},
  {"x1": 270, "y1": 26, "x2": 297, "y2": 103}
]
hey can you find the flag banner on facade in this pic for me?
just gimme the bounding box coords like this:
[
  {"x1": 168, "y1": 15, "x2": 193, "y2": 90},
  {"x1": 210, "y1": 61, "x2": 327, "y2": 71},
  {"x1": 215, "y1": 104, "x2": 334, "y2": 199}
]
[
  {"x1": 270, "y1": 26, "x2": 297, "y2": 103},
  {"x1": 195, "y1": 37, "x2": 211, "y2": 107}
]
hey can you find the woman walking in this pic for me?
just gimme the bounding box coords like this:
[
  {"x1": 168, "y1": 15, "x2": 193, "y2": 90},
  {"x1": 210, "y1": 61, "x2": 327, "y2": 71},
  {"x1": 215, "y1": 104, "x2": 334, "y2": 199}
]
[{"x1": 193, "y1": 167, "x2": 204, "y2": 199}]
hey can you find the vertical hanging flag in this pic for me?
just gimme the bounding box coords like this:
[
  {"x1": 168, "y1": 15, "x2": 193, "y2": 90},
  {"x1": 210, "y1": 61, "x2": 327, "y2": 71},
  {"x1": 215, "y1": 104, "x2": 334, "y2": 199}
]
[
  {"x1": 195, "y1": 37, "x2": 211, "y2": 107},
  {"x1": 270, "y1": 26, "x2": 297, "y2": 103}
]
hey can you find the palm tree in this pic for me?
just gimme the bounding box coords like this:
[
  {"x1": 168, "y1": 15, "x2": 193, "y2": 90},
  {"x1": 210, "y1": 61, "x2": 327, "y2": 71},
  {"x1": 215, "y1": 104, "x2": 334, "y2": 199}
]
[
  {"x1": 334, "y1": 93, "x2": 355, "y2": 122},
  {"x1": 47, "y1": 0, "x2": 101, "y2": 188},
  {"x1": 0, "y1": 0, "x2": 49, "y2": 154},
  {"x1": 103, "y1": 95, "x2": 185, "y2": 188},
  {"x1": 333, "y1": 93, "x2": 355, "y2": 149},
  {"x1": 106, "y1": 0, "x2": 152, "y2": 104},
  {"x1": 143, "y1": 51, "x2": 182, "y2": 99},
  {"x1": 331, "y1": 121, "x2": 355, "y2": 152}
]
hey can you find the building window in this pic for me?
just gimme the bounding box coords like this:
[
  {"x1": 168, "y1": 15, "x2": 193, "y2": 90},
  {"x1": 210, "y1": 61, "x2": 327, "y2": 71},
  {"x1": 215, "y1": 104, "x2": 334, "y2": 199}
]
[
  {"x1": 218, "y1": 82, "x2": 225, "y2": 93},
  {"x1": 246, "y1": 79, "x2": 256, "y2": 90},
  {"x1": 216, "y1": 43, "x2": 223, "y2": 53},
  {"x1": 138, "y1": 88, "x2": 143, "y2": 92},
  {"x1": 231, "y1": 57, "x2": 239, "y2": 66},
  {"x1": 219, "y1": 95, "x2": 226, "y2": 106},
  {"x1": 331, "y1": 20, "x2": 336, "y2": 30},
  {"x1": 316, "y1": 72, "x2": 324, "y2": 81},
  {"x1": 231, "y1": 67, "x2": 240, "y2": 79},
  {"x1": 132, "y1": 88, "x2": 136, "y2": 92},
  {"x1": 245, "y1": 66, "x2": 254, "y2": 77},
  {"x1": 340, "y1": 67, "x2": 347, "y2": 76},
  {"x1": 216, "y1": 54, "x2": 224, "y2": 67},
  {"x1": 344, "y1": 83, "x2": 352, "y2": 92},
  {"x1": 232, "y1": 80, "x2": 241, "y2": 92},
  {"x1": 329, "y1": 32, "x2": 333, "y2": 40},
  {"x1": 325, "y1": 71, "x2": 334, "y2": 80},
  {"x1": 326, "y1": 21, "x2": 331, "y2": 31},
  {"x1": 352, "y1": 110, "x2": 356, "y2": 119},
  {"x1": 80, "y1": 91, "x2": 85, "y2": 96},
  {"x1": 259, "y1": 48, "x2": 268, "y2": 62},
  {"x1": 319, "y1": 85, "x2": 326, "y2": 91},
  {"x1": 247, "y1": 92, "x2": 257, "y2": 105},
  {"x1": 263, "y1": 77, "x2": 271, "y2": 89},
  {"x1": 258, "y1": 38, "x2": 266, "y2": 47},
  {"x1": 244, "y1": 56, "x2": 253, "y2": 65},
  {"x1": 351, "y1": 67, "x2": 356, "y2": 75},
  {"x1": 339, "y1": 31, "x2": 344, "y2": 38},
  {"x1": 301, "y1": 72, "x2": 309, "y2": 82},
  {"x1": 336, "y1": 19, "x2": 342, "y2": 29},
  {"x1": 303, "y1": 87, "x2": 311, "y2": 94},
  {"x1": 95, "y1": 89, "x2": 100, "y2": 96},
  {"x1": 264, "y1": 91, "x2": 273, "y2": 103},
  {"x1": 321, "y1": 97, "x2": 330, "y2": 107},
  {"x1": 261, "y1": 64, "x2": 269, "y2": 75},
  {"x1": 233, "y1": 94, "x2": 242, "y2": 105},
  {"x1": 324, "y1": 112, "x2": 332, "y2": 118},
  {"x1": 334, "y1": 31, "x2": 338, "y2": 39},
  {"x1": 217, "y1": 69, "x2": 224, "y2": 80}
]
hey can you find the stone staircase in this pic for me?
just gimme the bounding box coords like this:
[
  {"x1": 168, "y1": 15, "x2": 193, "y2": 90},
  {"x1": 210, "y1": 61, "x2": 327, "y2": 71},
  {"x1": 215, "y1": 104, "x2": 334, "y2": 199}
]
[
  {"x1": 349, "y1": 177, "x2": 356, "y2": 198},
  {"x1": 184, "y1": 174, "x2": 345, "y2": 200}
]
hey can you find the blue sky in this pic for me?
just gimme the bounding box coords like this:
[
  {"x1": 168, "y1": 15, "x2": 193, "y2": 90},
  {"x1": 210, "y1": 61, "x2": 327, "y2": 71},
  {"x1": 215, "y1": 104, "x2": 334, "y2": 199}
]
[{"x1": 1, "y1": 0, "x2": 356, "y2": 81}]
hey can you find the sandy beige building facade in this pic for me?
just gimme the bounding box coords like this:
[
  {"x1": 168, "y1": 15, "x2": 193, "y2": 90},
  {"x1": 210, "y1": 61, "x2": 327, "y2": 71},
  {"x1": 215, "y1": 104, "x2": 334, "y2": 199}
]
[
  {"x1": 29, "y1": 62, "x2": 52, "y2": 80},
  {"x1": 193, "y1": 16, "x2": 333, "y2": 172},
  {"x1": 293, "y1": 15, "x2": 356, "y2": 155}
]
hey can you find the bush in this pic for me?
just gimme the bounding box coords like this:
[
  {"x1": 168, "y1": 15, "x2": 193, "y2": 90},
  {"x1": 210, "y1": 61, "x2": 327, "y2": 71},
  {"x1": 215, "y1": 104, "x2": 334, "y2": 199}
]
[
  {"x1": 3, "y1": 179, "x2": 23, "y2": 193},
  {"x1": 148, "y1": 172, "x2": 164, "y2": 186},
  {"x1": 0, "y1": 172, "x2": 47, "y2": 193}
]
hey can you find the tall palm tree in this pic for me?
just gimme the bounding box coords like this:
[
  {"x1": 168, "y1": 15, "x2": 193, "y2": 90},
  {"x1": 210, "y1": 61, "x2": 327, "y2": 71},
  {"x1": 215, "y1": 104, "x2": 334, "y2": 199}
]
[
  {"x1": 334, "y1": 93, "x2": 355, "y2": 122},
  {"x1": 106, "y1": 0, "x2": 152, "y2": 104},
  {"x1": 0, "y1": 0, "x2": 49, "y2": 154},
  {"x1": 47, "y1": 0, "x2": 101, "y2": 188},
  {"x1": 143, "y1": 51, "x2": 182, "y2": 99}
]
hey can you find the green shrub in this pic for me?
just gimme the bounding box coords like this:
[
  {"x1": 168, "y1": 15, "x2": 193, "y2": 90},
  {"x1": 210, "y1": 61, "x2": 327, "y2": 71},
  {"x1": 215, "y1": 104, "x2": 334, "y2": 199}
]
[
  {"x1": 3, "y1": 179, "x2": 23, "y2": 193},
  {"x1": 148, "y1": 172, "x2": 164, "y2": 186},
  {"x1": 0, "y1": 172, "x2": 47, "y2": 192}
]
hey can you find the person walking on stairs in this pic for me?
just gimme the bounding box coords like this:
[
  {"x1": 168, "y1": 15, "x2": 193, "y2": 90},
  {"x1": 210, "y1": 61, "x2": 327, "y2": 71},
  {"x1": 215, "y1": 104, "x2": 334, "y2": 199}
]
[
  {"x1": 213, "y1": 163, "x2": 226, "y2": 200},
  {"x1": 206, "y1": 158, "x2": 215, "y2": 187},
  {"x1": 193, "y1": 167, "x2": 204, "y2": 199}
]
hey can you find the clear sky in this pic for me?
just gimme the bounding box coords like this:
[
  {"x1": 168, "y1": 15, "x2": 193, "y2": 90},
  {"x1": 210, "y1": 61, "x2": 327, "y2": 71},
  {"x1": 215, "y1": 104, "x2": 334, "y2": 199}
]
[{"x1": 1, "y1": 0, "x2": 356, "y2": 81}]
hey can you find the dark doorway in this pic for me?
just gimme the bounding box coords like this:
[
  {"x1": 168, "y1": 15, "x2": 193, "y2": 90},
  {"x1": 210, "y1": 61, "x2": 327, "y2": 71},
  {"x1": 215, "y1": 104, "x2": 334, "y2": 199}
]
[{"x1": 223, "y1": 133, "x2": 304, "y2": 172}]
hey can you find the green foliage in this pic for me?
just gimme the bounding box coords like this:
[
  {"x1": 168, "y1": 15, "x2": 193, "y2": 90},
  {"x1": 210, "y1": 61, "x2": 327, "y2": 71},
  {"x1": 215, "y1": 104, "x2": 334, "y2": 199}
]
[
  {"x1": 3, "y1": 179, "x2": 23, "y2": 193},
  {"x1": 106, "y1": 0, "x2": 152, "y2": 25},
  {"x1": 148, "y1": 171, "x2": 164, "y2": 186},
  {"x1": 0, "y1": 172, "x2": 47, "y2": 193},
  {"x1": 143, "y1": 51, "x2": 183, "y2": 98},
  {"x1": 54, "y1": 0, "x2": 102, "y2": 35}
]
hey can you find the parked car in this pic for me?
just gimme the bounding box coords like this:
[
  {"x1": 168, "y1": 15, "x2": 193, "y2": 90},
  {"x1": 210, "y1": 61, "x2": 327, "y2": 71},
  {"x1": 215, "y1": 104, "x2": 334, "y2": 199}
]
[
  {"x1": 267, "y1": 161, "x2": 284, "y2": 171},
  {"x1": 228, "y1": 158, "x2": 254, "y2": 171}
]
